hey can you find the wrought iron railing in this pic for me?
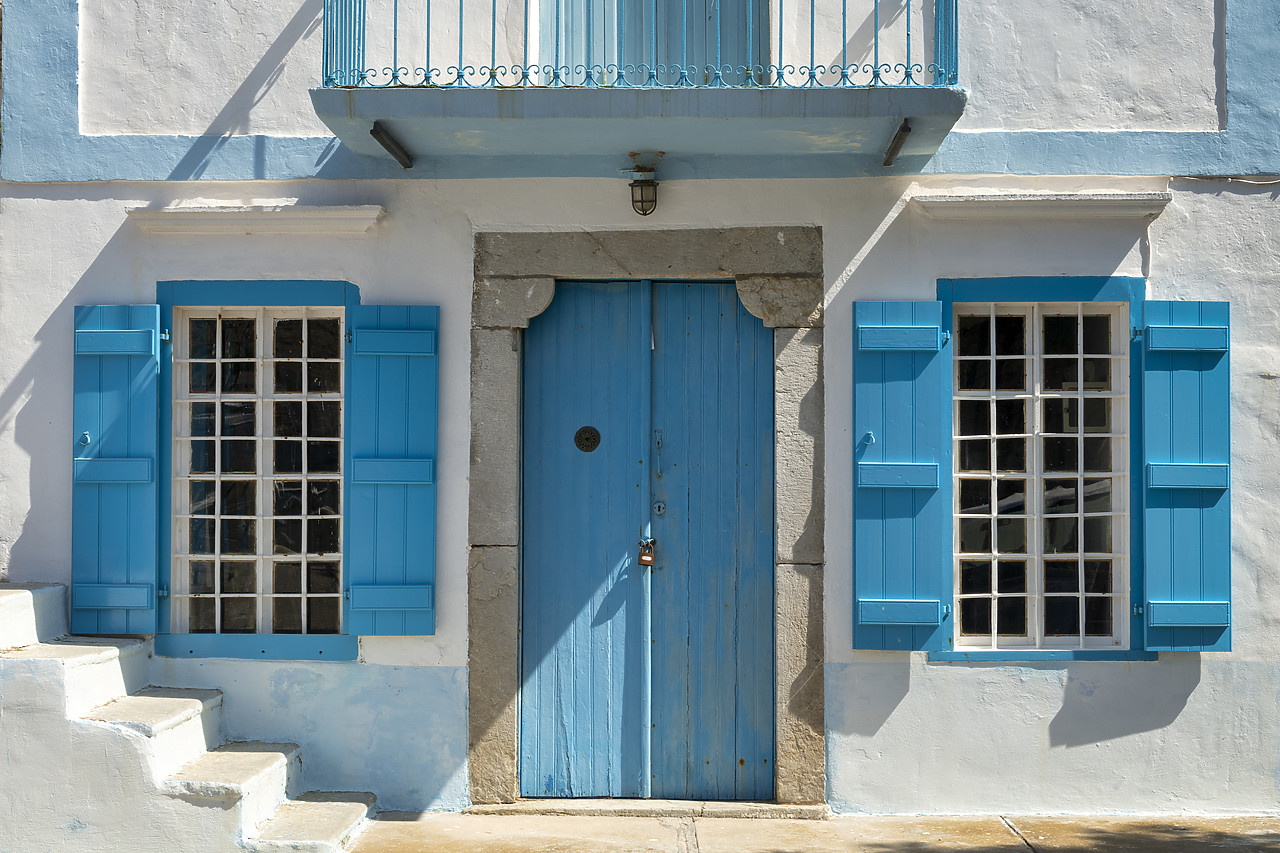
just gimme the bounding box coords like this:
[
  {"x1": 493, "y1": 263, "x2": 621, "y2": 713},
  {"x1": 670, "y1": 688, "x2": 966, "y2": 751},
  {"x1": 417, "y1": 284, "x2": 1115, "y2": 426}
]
[{"x1": 322, "y1": 0, "x2": 958, "y2": 88}]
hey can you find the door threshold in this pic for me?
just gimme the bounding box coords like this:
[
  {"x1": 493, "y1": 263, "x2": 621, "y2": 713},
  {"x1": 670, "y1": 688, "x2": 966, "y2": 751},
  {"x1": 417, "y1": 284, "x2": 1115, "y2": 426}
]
[{"x1": 465, "y1": 800, "x2": 829, "y2": 820}]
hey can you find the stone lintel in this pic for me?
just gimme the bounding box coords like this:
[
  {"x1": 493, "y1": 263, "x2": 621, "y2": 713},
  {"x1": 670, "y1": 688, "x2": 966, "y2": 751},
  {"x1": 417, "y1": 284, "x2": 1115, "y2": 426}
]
[
  {"x1": 473, "y1": 276, "x2": 556, "y2": 329},
  {"x1": 736, "y1": 276, "x2": 824, "y2": 329}
]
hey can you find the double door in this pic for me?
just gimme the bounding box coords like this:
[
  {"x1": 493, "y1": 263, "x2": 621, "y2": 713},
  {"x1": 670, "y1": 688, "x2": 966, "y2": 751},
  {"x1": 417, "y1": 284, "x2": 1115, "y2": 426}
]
[{"x1": 520, "y1": 280, "x2": 774, "y2": 799}]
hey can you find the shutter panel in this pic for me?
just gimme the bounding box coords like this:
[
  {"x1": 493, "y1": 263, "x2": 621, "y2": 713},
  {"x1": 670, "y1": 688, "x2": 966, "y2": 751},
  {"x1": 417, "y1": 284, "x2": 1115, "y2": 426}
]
[
  {"x1": 72, "y1": 306, "x2": 160, "y2": 634},
  {"x1": 345, "y1": 306, "x2": 439, "y2": 635},
  {"x1": 1142, "y1": 301, "x2": 1230, "y2": 651},
  {"x1": 852, "y1": 301, "x2": 952, "y2": 650}
]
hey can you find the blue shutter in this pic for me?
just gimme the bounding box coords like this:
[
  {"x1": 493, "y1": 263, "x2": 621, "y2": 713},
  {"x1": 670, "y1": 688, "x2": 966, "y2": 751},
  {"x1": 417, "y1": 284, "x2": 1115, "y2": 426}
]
[
  {"x1": 852, "y1": 301, "x2": 952, "y2": 650},
  {"x1": 72, "y1": 306, "x2": 160, "y2": 634},
  {"x1": 345, "y1": 306, "x2": 439, "y2": 635},
  {"x1": 1142, "y1": 301, "x2": 1230, "y2": 651}
]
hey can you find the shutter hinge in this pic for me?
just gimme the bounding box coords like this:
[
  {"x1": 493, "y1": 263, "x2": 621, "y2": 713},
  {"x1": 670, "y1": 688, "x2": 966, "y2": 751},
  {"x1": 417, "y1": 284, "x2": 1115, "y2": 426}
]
[
  {"x1": 941, "y1": 331, "x2": 951, "y2": 346},
  {"x1": 1131, "y1": 326, "x2": 1143, "y2": 341},
  {"x1": 1132, "y1": 603, "x2": 1144, "y2": 616},
  {"x1": 344, "y1": 588, "x2": 351, "y2": 600},
  {"x1": 160, "y1": 329, "x2": 171, "y2": 343},
  {"x1": 158, "y1": 586, "x2": 169, "y2": 600},
  {"x1": 344, "y1": 330, "x2": 353, "y2": 343},
  {"x1": 942, "y1": 604, "x2": 951, "y2": 617}
]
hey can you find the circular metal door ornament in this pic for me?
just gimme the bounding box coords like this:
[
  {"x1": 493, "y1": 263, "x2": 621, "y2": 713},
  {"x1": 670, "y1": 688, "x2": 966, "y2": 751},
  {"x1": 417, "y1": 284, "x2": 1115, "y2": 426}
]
[{"x1": 574, "y1": 426, "x2": 601, "y2": 453}]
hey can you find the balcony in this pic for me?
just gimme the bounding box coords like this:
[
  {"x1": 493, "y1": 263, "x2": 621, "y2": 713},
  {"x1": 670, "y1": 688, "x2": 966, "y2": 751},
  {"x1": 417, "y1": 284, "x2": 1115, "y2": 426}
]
[{"x1": 309, "y1": 0, "x2": 967, "y2": 177}]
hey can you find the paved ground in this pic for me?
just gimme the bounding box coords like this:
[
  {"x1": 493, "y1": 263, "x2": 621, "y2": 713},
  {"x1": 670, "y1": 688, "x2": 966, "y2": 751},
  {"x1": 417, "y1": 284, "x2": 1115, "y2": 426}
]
[{"x1": 350, "y1": 812, "x2": 1280, "y2": 852}]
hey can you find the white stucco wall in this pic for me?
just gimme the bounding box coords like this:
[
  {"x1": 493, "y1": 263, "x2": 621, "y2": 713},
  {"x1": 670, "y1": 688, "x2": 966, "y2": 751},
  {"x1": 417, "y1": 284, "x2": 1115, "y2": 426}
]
[
  {"x1": 77, "y1": 0, "x2": 1220, "y2": 135},
  {"x1": 2, "y1": 175, "x2": 1278, "y2": 815}
]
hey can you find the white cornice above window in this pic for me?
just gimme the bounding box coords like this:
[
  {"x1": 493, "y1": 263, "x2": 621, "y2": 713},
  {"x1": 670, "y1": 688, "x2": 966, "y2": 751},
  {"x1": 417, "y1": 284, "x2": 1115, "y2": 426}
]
[
  {"x1": 127, "y1": 205, "x2": 386, "y2": 236},
  {"x1": 911, "y1": 191, "x2": 1172, "y2": 220}
]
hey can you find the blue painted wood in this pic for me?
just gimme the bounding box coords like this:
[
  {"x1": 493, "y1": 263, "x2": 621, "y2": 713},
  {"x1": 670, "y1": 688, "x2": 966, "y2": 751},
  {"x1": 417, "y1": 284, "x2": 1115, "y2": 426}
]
[
  {"x1": 521, "y1": 280, "x2": 773, "y2": 800},
  {"x1": 858, "y1": 325, "x2": 943, "y2": 351},
  {"x1": 348, "y1": 585, "x2": 434, "y2": 611},
  {"x1": 345, "y1": 305, "x2": 439, "y2": 637},
  {"x1": 857, "y1": 462, "x2": 940, "y2": 489},
  {"x1": 1142, "y1": 301, "x2": 1230, "y2": 652},
  {"x1": 73, "y1": 458, "x2": 153, "y2": 484},
  {"x1": 350, "y1": 458, "x2": 435, "y2": 484},
  {"x1": 650, "y1": 282, "x2": 774, "y2": 801},
  {"x1": 851, "y1": 301, "x2": 951, "y2": 651},
  {"x1": 858, "y1": 599, "x2": 944, "y2": 625},
  {"x1": 72, "y1": 583, "x2": 153, "y2": 610},
  {"x1": 1148, "y1": 601, "x2": 1230, "y2": 627},
  {"x1": 521, "y1": 281, "x2": 649, "y2": 798},
  {"x1": 1146, "y1": 325, "x2": 1229, "y2": 352},
  {"x1": 72, "y1": 305, "x2": 160, "y2": 635},
  {"x1": 155, "y1": 633, "x2": 358, "y2": 660},
  {"x1": 1146, "y1": 463, "x2": 1229, "y2": 490}
]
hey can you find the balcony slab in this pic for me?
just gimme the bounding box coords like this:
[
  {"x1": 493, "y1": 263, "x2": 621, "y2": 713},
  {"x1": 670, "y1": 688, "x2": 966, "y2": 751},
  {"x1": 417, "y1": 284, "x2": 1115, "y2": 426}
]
[{"x1": 309, "y1": 86, "x2": 967, "y2": 179}]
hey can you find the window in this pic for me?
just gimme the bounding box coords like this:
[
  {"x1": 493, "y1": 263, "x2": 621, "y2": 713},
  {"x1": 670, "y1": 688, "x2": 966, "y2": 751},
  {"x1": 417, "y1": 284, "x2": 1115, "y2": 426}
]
[
  {"x1": 70, "y1": 283, "x2": 440, "y2": 659},
  {"x1": 952, "y1": 302, "x2": 1128, "y2": 650},
  {"x1": 850, "y1": 279, "x2": 1232, "y2": 658},
  {"x1": 172, "y1": 309, "x2": 345, "y2": 636}
]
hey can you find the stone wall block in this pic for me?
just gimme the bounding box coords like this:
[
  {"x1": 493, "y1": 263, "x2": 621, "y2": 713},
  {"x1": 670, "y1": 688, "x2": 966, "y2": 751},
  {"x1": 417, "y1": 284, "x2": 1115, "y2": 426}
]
[
  {"x1": 473, "y1": 276, "x2": 555, "y2": 329},
  {"x1": 467, "y1": 545, "x2": 520, "y2": 804},
  {"x1": 469, "y1": 329, "x2": 521, "y2": 547},
  {"x1": 736, "y1": 275, "x2": 824, "y2": 328},
  {"x1": 775, "y1": 327, "x2": 825, "y2": 565},
  {"x1": 775, "y1": 561, "x2": 826, "y2": 804}
]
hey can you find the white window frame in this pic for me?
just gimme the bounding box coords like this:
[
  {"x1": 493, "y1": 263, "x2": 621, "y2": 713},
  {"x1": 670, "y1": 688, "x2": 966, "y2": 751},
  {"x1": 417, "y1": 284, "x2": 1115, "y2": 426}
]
[
  {"x1": 952, "y1": 301, "x2": 1130, "y2": 651},
  {"x1": 170, "y1": 307, "x2": 345, "y2": 636}
]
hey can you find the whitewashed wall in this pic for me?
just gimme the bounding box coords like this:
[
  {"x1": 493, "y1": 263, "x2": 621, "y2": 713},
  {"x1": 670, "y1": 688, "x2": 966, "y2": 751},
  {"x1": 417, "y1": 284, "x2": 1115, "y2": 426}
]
[
  {"x1": 2, "y1": 175, "x2": 1277, "y2": 814},
  {"x1": 77, "y1": 0, "x2": 1219, "y2": 135}
]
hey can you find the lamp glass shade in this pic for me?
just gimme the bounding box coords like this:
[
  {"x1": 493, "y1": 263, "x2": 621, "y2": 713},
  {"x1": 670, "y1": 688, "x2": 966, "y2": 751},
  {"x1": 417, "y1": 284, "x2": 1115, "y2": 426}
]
[{"x1": 630, "y1": 179, "x2": 658, "y2": 216}]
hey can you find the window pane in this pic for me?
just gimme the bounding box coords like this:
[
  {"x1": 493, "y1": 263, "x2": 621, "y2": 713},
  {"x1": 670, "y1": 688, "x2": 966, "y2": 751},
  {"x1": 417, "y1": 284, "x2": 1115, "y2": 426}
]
[
  {"x1": 308, "y1": 441, "x2": 342, "y2": 474},
  {"x1": 220, "y1": 561, "x2": 257, "y2": 594},
  {"x1": 221, "y1": 598, "x2": 257, "y2": 633},
  {"x1": 1043, "y1": 359, "x2": 1077, "y2": 391},
  {"x1": 958, "y1": 479, "x2": 991, "y2": 515},
  {"x1": 307, "y1": 562, "x2": 342, "y2": 594},
  {"x1": 273, "y1": 598, "x2": 303, "y2": 634},
  {"x1": 189, "y1": 598, "x2": 216, "y2": 633},
  {"x1": 995, "y1": 438, "x2": 1026, "y2": 472},
  {"x1": 1084, "y1": 517, "x2": 1112, "y2": 553},
  {"x1": 959, "y1": 440, "x2": 991, "y2": 472},
  {"x1": 1082, "y1": 315, "x2": 1110, "y2": 354},
  {"x1": 958, "y1": 360, "x2": 990, "y2": 391},
  {"x1": 1044, "y1": 597, "x2": 1080, "y2": 636},
  {"x1": 996, "y1": 479, "x2": 1025, "y2": 515},
  {"x1": 960, "y1": 560, "x2": 991, "y2": 594},
  {"x1": 996, "y1": 518, "x2": 1026, "y2": 554},
  {"x1": 1044, "y1": 479, "x2": 1078, "y2": 514},
  {"x1": 308, "y1": 481, "x2": 341, "y2": 516},
  {"x1": 274, "y1": 520, "x2": 302, "y2": 555},
  {"x1": 1043, "y1": 437, "x2": 1078, "y2": 472},
  {"x1": 222, "y1": 440, "x2": 257, "y2": 474},
  {"x1": 956, "y1": 315, "x2": 990, "y2": 356},
  {"x1": 190, "y1": 481, "x2": 216, "y2": 515},
  {"x1": 1083, "y1": 560, "x2": 1112, "y2": 593},
  {"x1": 220, "y1": 402, "x2": 255, "y2": 437},
  {"x1": 307, "y1": 518, "x2": 341, "y2": 554},
  {"x1": 220, "y1": 519, "x2": 256, "y2": 555},
  {"x1": 309, "y1": 318, "x2": 342, "y2": 359},
  {"x1": 994, "y1": 316, "x2": 1025, "y2": 355},
  {"x1": 274, "y1": 561, "x2": 302, "y2": 594},
  {"x1": 221, "y1": 481, "x2": 255, "y2": 516},
  {"x1": 1085, "y1": 598, "x2": 1113, "y2": 636},
  {"x1": 959, "y1": 599, "x2": 991, "y2": 636},
  {"x1": 191, "y1": 402, "x2": 217, "y2": 436},
  {"x1": 275, "y1": 440, "x2": 303, "y2": 474},
  {"x1": 191, "y1": 440, "x2": 216, "y2": 474},
  {"x1": 307, "y1": 598, "x2": 341, "y2": 634},
  {"x1": 994, "y1": 359, "x2": 1025, "y2": 391},
  {"x1": 221, "y1": 319, "x2": 256, "y2": 359},
  {"x1": 997, "y1": 560, "x2": 1026, "y2": 593},
  {"x1": 190, "y1": 363, "x2": 216, "y2": 394},
  {"x1": 274, "y1": 319, "x2": 303, "y2": 358},
  {"x1": 308, "y1": 363, "x2": 341, "y2": 393},
  {"x1": 959, "y1": 518, "x2": 992, "y2": 553},
  {"x1": 1042, "y1": 399, "x2": 1077, "y2": 435},
  {"x1": 190, "y1": 560, "x2": 215, "y2": 594},
  {"x1": 1083, "y1": 437, "x2": 1111, "y2": 472},
  {"x1": 1043, "y1": 315, "x2": 1077, "y2": 354},
  {"x1": 958, "y1": 400, "x2": 989, "y2": 436},
  {"x1": 308, "y1": 401, "x2": 342, "y2": 438},
  {"x1": 221, "y1": 362, "x2": 256, "y2": 394},
  {"x1": 273, "y1": 481, "x2": 303, "y2": 516},
  {"x1": 189, "y1": 319, "x2": 217, "y2": 359},
  {"x1": 190, "y1": 518, "x2": 215, "y2": 554},
  {"x1": 995, "y1": 399, "x2": 1024, "y2": 435},
  {"x1": 997, "y1": 597, "x2": 1027, "y2": 636},
  {"x1": 275, "y1": 362, "x2": 303, "y2": 394},
  {"x1": 1082, "y1": 358, "x2": 1110, "y2": 391},
  {"x1": 1044, "y1": 517, "x2": 1079, "y2": 554},
  {"x1": 275, "y1": 402, "x2": 303, "y2": 437},
  {"x1": 1083, "y1": 398, "x2": 1111, "y2": 433},
  {"x1": 1044, "y1": 561, "x2": 1079, "y2": 592},
  {"x1": 1084, "y1": 478, "x2": 1112, "y2": 512}
]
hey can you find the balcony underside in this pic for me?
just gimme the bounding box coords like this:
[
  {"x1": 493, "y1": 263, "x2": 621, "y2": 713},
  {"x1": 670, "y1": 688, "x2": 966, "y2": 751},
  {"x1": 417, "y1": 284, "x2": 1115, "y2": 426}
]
[{"x1": 309, "y1": 86, "x2": 967, "y2": 179}]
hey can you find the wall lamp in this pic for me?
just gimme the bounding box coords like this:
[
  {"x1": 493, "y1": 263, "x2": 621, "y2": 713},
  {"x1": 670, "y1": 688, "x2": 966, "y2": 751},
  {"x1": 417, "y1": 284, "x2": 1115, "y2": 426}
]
[
  {"x1": 628, "y1": 166, "x2": 659, "y2": 216},
  {"x1": 370, "y1": 121, "x2": 413, "y2": 169}
]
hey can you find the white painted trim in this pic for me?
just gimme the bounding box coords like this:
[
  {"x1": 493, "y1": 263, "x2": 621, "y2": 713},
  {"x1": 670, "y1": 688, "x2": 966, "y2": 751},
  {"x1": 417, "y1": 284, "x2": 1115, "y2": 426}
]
[
  {"x1": 912, "y1": 191, "x2": 1172, "y2": 220},
  {"x1": 128, "y1": 205, "x2": 386, "y2": 236}
]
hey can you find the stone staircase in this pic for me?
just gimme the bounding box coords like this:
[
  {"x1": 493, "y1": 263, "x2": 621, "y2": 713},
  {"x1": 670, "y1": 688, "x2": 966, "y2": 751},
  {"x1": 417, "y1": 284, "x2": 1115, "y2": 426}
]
[{"x1": 0, "y1": 583, "x2": 375, "y2": 852}]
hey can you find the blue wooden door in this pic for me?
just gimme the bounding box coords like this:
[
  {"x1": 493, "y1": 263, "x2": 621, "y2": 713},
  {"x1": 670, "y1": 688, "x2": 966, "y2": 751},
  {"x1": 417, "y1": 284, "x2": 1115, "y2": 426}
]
[{"x1": 521, "y1": 280, "x2": 774, "y2": 800}]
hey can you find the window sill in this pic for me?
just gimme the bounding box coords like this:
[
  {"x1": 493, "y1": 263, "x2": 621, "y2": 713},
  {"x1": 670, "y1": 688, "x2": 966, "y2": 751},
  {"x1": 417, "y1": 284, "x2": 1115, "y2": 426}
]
[
  {"x1": 156, "y1": 633, "x2": 358, "y2": 661},
  {"x1": 929, "y1": 649, "x2": 1158, "y2": 663}
]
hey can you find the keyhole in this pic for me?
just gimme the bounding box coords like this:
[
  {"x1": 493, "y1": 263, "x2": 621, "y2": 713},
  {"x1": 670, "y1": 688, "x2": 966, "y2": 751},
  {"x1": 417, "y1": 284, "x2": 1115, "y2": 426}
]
[{"x1": 574, "y1": 426, "x2": 601, "y2": 453}]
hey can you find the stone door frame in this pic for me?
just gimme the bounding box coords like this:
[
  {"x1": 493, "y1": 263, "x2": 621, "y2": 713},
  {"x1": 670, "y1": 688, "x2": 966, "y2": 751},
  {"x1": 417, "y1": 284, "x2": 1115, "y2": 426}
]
[{"x1": 467, "y1": 227, "x2": 826, "y2": 804}]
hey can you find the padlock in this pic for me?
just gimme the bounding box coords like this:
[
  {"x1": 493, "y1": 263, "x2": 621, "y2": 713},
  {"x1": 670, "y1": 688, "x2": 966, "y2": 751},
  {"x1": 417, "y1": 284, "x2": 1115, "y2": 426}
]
[{"x1": 638, "y1": 540, "x2": 655, "y2": 567}]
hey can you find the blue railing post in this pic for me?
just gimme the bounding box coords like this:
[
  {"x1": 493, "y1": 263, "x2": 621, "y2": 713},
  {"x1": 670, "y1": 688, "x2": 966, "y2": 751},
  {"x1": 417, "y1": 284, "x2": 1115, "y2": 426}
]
[
  {"x1": 933, "y1": 0, "x2": 958, "y2": 85},
  {"x1": 323, "y1": 0, "x2": 367, "y2": 86}
]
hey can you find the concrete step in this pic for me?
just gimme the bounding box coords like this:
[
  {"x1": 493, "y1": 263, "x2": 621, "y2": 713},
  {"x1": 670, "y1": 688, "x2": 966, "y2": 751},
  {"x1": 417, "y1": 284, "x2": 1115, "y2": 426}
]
[
  {"x1": 249, "y1": 791, "x2": 377, "y2": 852},
  {"x1": 0, "y1": 636, "x2": 150, "y2": 715},
  {"x1": 0, "y1": 583, "x2": 68, "y2": 649},
  {"x1": 84, "y1": 687, "x2": 224, "y2": 778},
  {"x1": 164, "y1": 742, "x2": 301, "y2": 836}
]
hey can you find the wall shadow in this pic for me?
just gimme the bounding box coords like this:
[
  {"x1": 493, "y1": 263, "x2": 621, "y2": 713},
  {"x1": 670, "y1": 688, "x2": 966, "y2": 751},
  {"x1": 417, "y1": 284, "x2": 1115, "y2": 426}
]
[{"x1": 1048, "y1": 655, "x2": 1201, "y2": 748}]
